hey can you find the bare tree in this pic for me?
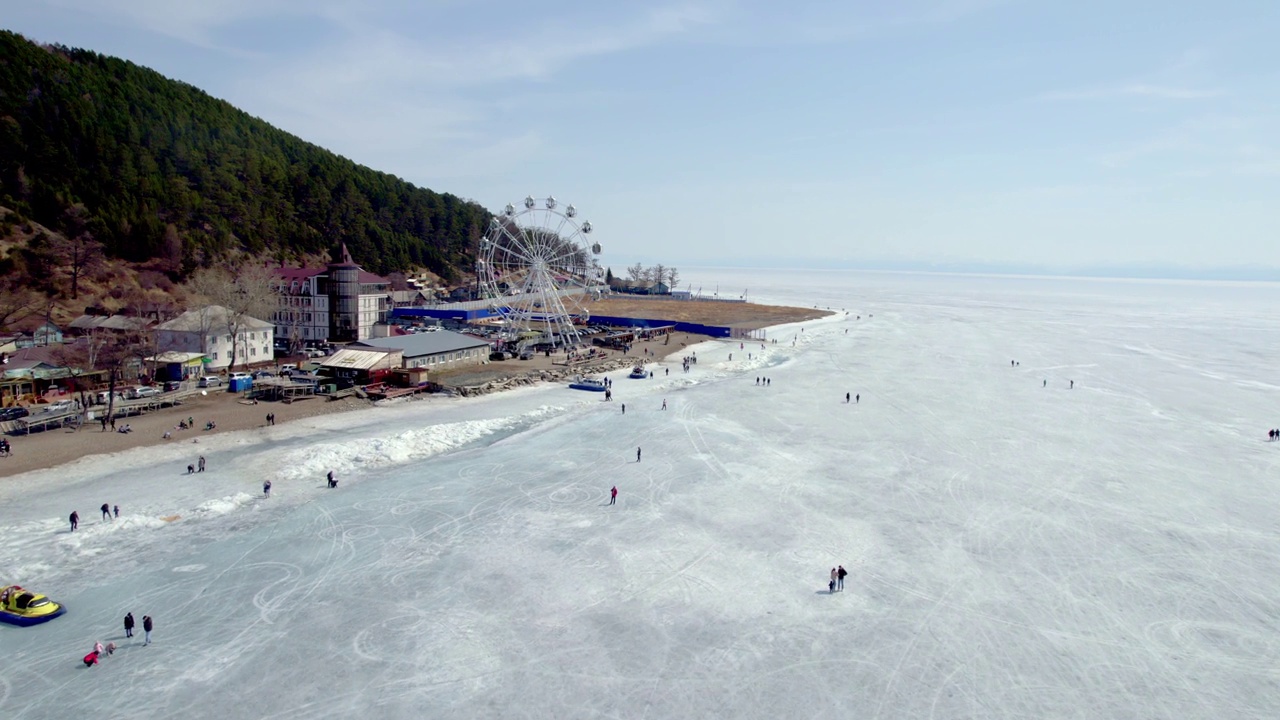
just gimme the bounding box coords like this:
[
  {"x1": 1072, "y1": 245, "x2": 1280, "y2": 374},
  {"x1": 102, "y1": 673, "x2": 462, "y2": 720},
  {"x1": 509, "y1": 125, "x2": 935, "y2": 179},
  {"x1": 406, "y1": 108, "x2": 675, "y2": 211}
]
[
  {"x1": 666, "y1": 267, "x2": 680, "y2": 291},
  {"x1": 189, "y1": 263, "x2": 280, "y2": 370},
  {"x1": 53, "y1": 332, "x2": 143, "y2": 431},
  {"x1": 386, "y1": 272, "x2": 409, "y2": 291},
  {"x1": 54, "y1": 204, "x2": 105, "y2": 300},
  {"x1": 626, "y1": 263, "x2": 645, "y2": 282},
  {"x1": 650, "y1": 264, "x2": 667, "y2": 288},
  {"x1": 160, "y1": 223, "x2": 184, "y2": 275},
  {"x1": 0, "y1": 280, "x2": 39, "y2": 332}
]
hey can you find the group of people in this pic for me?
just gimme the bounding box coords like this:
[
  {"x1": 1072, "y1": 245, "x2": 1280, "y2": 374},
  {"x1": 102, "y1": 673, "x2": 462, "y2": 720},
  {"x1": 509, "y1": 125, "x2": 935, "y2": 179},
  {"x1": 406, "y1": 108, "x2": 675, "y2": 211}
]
[
  {"x1": 69, "y1": 503, "x2": 120, "y2": 531},
  {"x1": 265, "y1": 412, "x2": 277, "y2": 426},
  {"x1": 828, "y1": 565, "x2": 848, "y2": 593},
  {"x1": 1269, "y1": 429, "x2": 1280, "y2": 441},
  {"x1": 1010, "y1": 360, "x2": 1074, "y2": 389},
  {"x1": 755, "y1": 377, "x2": 771, "y2": 386},
  {"x1": 186, "y1": 455, "x2": 207, "y2": 474},
  {"x1": 84, "y1": 613, "x2": 154, "y2": 667}
]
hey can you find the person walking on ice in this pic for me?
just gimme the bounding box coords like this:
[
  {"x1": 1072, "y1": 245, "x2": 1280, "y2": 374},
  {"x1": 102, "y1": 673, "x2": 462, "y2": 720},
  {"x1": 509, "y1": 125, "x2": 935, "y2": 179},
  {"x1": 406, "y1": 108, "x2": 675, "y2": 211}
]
[
  {"x1": 263, "y1": 480, "x2": 272, "y2": 497},
  {"x1": 829, "y1": 568, "x2": 837, "y2": 593},
  {"x1": 69, "y1": 511, "x2": 78, "y2": 532},
  {"x1": 327, "y1": 470, "x2": 337, "y2": 489},
  {"x1": 198, "y1": 455, "x2": 206, "y2": 472},
  {"x1": 124, "y1": 612, "x2": 134, "y2": 638},
  {"x1": 1070, "y1": 380, "x2": 1074, "y2": 389},
  {"x1": 845, "y1": 392, "x2": 850, "y2": 403},
  {"x1": 636, "y1": 447, "x2": 642, "y2": 463},
  {"x1": 661, "y1": 399, "x2": 667, "y2": 410},
  {"x1": 142, "y1": 615, "x2": 153, "y2": 645},
  {"x1": 101, "y1": 503, "x2": 111, "y2": 521},
  {"x1": 837, "y1": 565, "x2": 847, "y2": 591},
  {"x1": 621, "y1": 403, "x2": 626, "y2": 414},
  {"x1": 609, "y1": 486, "x2": 617, "y2": 505}
]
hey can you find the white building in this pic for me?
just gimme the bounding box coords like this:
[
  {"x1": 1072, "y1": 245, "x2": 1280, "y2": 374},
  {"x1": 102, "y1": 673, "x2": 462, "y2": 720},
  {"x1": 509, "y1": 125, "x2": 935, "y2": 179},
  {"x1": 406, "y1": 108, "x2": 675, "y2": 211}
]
[
  {"x1": 154, "y1": 306, "x2": 274, "y2": 370},
  {"x1": 271, "y1": 245, "x2": 391, "y2": 347}
]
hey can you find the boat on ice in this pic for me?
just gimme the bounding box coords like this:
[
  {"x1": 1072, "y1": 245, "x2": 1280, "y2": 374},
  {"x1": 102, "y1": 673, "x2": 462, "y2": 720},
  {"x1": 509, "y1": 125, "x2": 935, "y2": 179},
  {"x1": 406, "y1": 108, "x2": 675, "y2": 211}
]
[
  {"x1": 0, "y1": 585, "x2": 66, "y2": 626},
  {"x1": 628, "y1": 366, "x2": 647, "y2": 379},
  {"x1": 569, "y1": 376, "x2": 607, "y2": 392}
]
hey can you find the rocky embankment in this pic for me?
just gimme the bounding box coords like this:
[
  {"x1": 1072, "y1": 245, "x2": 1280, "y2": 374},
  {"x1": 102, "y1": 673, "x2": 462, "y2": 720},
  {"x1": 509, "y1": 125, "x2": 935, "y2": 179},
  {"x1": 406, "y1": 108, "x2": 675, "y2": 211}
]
[{"x1": 449, "y1": 357, "x2": 640, "y2": 397}]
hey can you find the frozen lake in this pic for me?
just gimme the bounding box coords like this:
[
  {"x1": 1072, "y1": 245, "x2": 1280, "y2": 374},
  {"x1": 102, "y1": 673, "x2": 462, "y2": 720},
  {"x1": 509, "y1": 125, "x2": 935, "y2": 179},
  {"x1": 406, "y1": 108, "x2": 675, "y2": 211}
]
[{"x1": 2, "y1": 269, "x2": 1279, "y2": 718}]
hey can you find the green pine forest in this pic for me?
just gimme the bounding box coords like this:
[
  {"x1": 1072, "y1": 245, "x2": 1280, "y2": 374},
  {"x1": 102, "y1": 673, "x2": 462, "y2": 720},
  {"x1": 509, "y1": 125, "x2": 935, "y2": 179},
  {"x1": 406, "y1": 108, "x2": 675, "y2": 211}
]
[{"x1": 0, "y1": 30, "x2": 491, "y2": 282}]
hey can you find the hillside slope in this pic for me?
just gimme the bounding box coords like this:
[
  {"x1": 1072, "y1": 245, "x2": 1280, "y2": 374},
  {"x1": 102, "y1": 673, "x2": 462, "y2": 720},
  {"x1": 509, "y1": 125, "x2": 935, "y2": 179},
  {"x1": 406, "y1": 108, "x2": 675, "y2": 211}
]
[{"x1": 0, "y1": 30, "x2": 489, "y2": 279}]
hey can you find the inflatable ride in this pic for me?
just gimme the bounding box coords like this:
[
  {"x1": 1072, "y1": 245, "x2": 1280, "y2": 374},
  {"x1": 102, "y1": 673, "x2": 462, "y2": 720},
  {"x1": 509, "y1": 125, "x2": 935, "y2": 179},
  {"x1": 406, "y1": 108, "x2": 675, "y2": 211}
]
[
  {"x1": 0, "y1": 584, "x2": 66, "y2": 626},
  {"x1": 628, "y1": 366, "x2": 647, "y2": 379},
  {"x1": 569, "y1": 376, "x2": 607, "y2": 392}
]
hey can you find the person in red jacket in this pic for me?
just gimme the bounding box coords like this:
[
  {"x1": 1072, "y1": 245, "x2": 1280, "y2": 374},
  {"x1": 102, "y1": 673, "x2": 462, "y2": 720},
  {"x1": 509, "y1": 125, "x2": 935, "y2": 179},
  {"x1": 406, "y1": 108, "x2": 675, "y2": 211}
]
[
  {"x1": 609, "y1": 486, "x2": 617, "y2": 506},
  {"x1": 83, "y1": 650, "x2": 99, "y2": 667}
]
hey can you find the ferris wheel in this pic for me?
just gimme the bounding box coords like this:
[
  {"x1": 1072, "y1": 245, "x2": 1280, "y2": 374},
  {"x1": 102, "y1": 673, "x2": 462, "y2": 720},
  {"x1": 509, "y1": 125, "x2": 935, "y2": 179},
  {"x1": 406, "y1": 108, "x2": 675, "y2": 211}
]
[{"x1": 477, "y1": 196, "x2": 602, "y2": 348}]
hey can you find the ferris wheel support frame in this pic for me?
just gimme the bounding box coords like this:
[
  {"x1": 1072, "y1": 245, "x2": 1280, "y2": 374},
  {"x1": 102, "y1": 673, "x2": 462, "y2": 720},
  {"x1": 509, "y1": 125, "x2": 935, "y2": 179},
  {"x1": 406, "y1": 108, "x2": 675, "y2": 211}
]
[{"x1": 477, "y1": 196, "x2": 600, "y2": 350}]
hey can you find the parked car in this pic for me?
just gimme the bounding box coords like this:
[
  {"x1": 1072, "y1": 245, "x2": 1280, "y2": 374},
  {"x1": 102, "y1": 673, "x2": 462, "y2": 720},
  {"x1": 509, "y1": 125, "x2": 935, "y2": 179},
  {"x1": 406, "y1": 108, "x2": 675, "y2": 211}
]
[
  {"x1": 41, "y1": 400, "x2": 76, "y2": 414},
  {"x1": 488, "y1": 351, "x2": 507, "y2": 361},
  {"x1": 132, "y1": 386, "x2": 161, "y2": 398},
  {"x1": 251, "y1": 370, "x2": 275, "y2": 379},
  {"x1": 0, "y1": 406, "x2": 29, "y2": 422},
  {"x1": 229, "y1": 372, "x2": 251, "y2": 381},
  {"x1": 303, "y1": 348, "x2": 327, "y2": 359},
  {"x1": 198, "y1": 376, "x2": 222, "y2": 388},
  {"x1": 279, "y1": 364, "x2": 298, "y2": 374}
]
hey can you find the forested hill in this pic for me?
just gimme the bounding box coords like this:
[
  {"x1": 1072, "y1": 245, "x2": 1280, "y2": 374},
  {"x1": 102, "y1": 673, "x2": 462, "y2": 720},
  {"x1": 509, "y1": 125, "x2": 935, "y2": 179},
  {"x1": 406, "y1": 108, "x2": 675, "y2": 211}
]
[{"x1": 0, "y1": 31, "x2": 489, "y2": 279}]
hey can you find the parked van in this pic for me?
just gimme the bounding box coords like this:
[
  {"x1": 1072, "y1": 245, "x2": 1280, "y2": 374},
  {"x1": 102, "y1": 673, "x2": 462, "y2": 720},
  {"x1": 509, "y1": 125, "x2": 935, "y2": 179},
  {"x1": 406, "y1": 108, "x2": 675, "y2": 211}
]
[{"x1": 95, "y1": 390, "x2": 125, "y2": 405}]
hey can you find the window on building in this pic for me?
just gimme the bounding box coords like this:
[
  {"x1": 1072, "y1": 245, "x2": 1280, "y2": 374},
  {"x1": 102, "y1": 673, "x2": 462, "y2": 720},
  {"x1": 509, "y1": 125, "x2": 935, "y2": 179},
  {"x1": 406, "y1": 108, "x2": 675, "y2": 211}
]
[
  {"x1": 212, "y1": 352, "x2": 219, "y2": 360},
  {"x1": 250, "y1": 347, "x2": 257, "y2": 356}
]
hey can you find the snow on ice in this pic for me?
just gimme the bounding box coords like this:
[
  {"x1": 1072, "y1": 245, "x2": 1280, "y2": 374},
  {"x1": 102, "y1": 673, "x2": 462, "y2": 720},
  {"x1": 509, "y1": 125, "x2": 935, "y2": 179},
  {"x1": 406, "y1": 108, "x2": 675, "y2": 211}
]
[{"x1": 1, "y1": 270, "x2": 1278, "y2": 719}]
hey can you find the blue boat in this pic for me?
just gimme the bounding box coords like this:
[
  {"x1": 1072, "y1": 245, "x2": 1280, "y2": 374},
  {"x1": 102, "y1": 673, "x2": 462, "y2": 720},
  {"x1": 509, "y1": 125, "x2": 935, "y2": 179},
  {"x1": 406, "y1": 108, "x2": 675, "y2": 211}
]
[{"x1": 569, "y1": 376, "x2": 607, "y2": 392}]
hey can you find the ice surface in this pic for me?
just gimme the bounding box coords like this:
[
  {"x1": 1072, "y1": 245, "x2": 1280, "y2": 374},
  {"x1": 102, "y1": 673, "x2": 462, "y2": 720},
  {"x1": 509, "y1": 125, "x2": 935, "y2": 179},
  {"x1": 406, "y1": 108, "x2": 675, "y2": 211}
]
[{"x1": 2, "y1": 270, "x2": 1279, "y2": 719}]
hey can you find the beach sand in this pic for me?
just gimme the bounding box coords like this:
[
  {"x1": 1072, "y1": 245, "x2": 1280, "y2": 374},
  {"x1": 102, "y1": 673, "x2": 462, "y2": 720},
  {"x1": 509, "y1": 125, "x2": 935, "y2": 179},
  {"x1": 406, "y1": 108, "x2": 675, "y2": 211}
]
[{"x1": 0, "y1": 299, "x2": 831, "y2": 478}]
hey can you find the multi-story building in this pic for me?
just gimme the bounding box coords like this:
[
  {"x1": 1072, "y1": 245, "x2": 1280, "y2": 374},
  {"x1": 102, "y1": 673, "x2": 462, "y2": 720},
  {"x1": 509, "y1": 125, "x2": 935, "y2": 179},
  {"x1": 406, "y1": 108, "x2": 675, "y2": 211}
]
[
  {"x1": 271, "y1": 245, "x2": 391, "y2": 346},
  {"x1": 154, "y1": 306, "x2": 274, "y2": 370}
]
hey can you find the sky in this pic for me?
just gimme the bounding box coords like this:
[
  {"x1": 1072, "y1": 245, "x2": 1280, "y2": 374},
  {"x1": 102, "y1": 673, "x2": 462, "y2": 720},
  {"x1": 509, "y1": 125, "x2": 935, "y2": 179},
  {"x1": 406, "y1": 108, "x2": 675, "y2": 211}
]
[{"x1": 3, "y1": 0, "x2": 1279, "y2": 275}]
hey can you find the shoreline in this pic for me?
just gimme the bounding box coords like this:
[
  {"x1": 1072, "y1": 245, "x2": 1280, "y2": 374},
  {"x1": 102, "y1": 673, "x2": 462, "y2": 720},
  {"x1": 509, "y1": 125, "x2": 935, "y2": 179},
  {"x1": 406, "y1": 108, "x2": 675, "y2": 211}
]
[{"x1": 0, "y1": 300, "x2": 834, "y2": 479}]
